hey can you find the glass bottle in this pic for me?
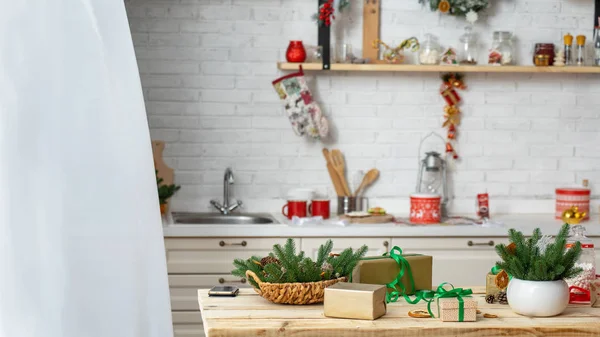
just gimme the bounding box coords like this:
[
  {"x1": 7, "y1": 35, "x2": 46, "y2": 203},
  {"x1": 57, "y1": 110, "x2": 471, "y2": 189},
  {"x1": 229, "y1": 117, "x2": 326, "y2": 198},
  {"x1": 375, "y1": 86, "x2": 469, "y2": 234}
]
[
  {"x1": 419, "y1": 34, "x2": 441, "y2": 65},
  {"x1": 458, "y1": 26, "x2": 478, "y2": 65},
  {"x1": 594, "y1": 27, "x2": 600, "y2": 66},
  {"x1": 576, "y1": 35, "x2": 586, "y2": 66},
  {"x1": 565, "y1": 223, "x2": 596, "y2": 303},
  {"x1": 489, "y1": 31, "x2": 514, "y2": 65},
  {"x1": 564, "y1": 33, "x2": 573, "y2": 65}
]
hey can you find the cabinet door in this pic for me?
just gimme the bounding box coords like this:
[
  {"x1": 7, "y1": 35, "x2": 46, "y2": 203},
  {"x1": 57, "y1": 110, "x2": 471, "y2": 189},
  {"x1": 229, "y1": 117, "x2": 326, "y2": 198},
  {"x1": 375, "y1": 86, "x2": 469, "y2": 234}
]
[
  {"x1": 391, "y1": 237, "x2": 509, "y2": 287},
  {"x1": 173, "y1": 324, "x2": 204, "y2": 337},
  {"x1": 302, "y1": 238, "x2": 391, "y2": 259},
  {"x1": 169, "y1": 275, "x2": 250, "y2": 311},
  {"x1": 165, "y1": 238, "x2": 299, "y2": 274}
]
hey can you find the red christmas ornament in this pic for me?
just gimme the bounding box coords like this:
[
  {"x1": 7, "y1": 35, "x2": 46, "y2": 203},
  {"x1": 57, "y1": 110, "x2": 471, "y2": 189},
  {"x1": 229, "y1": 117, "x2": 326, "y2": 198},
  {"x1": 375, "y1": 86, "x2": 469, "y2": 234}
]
[
  {"x1": 446, "y1": 142, "x2": 454, "y2": 153},
  {"x1": 286, "y1": 41, "x2": 307, "y2": 63},
  {"x1": 448, "y1": 130, "x2": 456, "y2": 139}
]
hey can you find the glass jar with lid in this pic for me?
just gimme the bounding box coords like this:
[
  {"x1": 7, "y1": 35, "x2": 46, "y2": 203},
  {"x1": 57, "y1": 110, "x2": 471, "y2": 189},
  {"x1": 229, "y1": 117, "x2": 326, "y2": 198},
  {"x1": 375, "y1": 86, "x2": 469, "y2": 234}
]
[
  {"x1": 419, "y1": 34, "x2": 441, "y2": 65},
  {"x1": 458, "y1": 26, "x2": 478, "y2": 65},
  {"x1": 565, "y1": 221, "x2": 596, "y2": 303},
  {"x1": 488, "y1": 31, "x2": 514, "y2": 65}
]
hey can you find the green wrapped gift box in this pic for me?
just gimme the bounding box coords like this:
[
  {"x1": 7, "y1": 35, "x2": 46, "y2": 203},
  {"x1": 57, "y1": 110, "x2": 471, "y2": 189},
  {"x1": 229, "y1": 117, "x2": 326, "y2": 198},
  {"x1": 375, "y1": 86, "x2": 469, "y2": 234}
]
[{"x1": 351, "y1": 254, "x2": 433, "y2": 296}]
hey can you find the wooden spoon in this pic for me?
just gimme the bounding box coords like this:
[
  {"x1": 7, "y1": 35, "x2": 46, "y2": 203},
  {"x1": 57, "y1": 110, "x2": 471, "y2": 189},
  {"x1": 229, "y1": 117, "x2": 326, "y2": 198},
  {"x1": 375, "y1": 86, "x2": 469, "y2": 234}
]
[
  {"x1": 322, "y1": 148, "x2": 345, "y2": 196},
  {"x1": 353, "y1": 168, "x2": 379, "y2": 196},
  {"x1": 330, "y1": 149, "x2": 352, "y2": 197}
]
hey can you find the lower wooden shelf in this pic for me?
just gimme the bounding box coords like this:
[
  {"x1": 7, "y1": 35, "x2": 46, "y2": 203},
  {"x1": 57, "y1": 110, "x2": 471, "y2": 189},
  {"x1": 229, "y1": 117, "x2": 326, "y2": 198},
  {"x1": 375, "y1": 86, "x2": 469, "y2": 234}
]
[{"x1": 278, "y1": 62, "x2": 600, "y2": 74}]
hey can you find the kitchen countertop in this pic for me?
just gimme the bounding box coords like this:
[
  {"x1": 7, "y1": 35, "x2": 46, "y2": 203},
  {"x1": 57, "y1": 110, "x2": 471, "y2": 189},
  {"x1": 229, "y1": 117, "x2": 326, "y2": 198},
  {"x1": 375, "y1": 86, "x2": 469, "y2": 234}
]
[{"x1": 162, "y1": 213, "x2": 600, "y2": 238}]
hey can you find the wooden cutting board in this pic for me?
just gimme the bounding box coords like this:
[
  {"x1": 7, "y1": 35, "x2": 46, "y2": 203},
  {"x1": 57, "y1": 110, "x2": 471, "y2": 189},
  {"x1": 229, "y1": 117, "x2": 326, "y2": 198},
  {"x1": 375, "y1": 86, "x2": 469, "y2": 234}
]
[{"x1": 339, "y1": 214, "x2": 394, "y2": 224}]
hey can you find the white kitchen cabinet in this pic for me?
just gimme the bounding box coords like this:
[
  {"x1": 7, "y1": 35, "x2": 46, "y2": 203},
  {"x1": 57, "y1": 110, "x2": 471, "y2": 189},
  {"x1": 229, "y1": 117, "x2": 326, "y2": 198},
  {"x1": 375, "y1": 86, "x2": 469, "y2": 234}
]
[
  {"x1": 173, "y1": 324, "x2": 204, "y2": 337},
  {"x1": 302, "y1": 238, "x2": 391, "y2": 259},
  {"x1": 169, "y1": 275, "x2": 250, "y2": 311},
  {"x1": 391, "y1": 237, "x2": 509, "y2": 287},
  {"x1": 165, "y1": 238, "x2": 298, "y2": 274}
]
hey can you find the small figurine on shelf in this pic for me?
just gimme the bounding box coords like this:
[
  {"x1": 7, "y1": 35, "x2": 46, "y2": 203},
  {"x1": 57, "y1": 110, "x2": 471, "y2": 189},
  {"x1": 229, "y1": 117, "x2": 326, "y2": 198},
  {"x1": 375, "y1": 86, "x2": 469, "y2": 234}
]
[
  {"x1": 554, "y1": 49, "x2": 565, "y2": 66},
  {"x1": 373, "y1": 38, "x2": 420, "y2": 64},
  {"x1": 441, "y1": 48, "x2": 458, "y2": 65}
]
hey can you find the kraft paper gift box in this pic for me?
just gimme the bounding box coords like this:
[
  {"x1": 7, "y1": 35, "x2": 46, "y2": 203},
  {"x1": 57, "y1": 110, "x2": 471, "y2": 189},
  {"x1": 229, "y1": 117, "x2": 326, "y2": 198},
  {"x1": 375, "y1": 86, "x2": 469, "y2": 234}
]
[
  {"x1": 351, "y1": 254, "x2": 433, "y2": 296},
  {"x1": 324, "y1": 283, "x2": 387, "y2": 320},
  {"x1": 592, "y1": 278, "x2": 600, "y2": 308},
  {"x1": 436, "y1": 297, "x2": 477, "y2": 322},
  {"x1": 486, "y1": 272, "x2": 502, "y2": 297}
]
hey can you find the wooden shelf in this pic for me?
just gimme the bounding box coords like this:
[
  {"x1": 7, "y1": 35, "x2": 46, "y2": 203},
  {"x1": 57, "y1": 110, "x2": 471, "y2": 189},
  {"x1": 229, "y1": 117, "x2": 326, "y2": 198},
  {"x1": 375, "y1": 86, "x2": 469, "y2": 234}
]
[{"x1": 278, "y1": 62, "x2": 600, "y2": 74}]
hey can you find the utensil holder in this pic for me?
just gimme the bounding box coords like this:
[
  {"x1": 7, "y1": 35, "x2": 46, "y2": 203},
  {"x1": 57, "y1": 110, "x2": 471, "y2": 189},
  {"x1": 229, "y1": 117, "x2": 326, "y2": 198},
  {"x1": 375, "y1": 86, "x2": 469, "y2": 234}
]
[{"x1": 337, "y1": 196, "x2": 367, "y2": 215}]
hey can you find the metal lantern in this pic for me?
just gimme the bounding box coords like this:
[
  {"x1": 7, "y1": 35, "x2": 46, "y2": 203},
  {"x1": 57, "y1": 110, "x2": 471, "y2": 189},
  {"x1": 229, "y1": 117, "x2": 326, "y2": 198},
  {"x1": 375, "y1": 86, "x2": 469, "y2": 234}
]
[{"x1": 416, "y1": 133, "x2": 449, "y2": 218}]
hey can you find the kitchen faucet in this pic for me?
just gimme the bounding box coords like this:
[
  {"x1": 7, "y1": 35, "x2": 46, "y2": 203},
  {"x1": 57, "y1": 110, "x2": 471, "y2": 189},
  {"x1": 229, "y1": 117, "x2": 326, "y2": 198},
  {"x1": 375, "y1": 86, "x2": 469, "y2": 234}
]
[{"x1": 210, "y1": 167, "x2": 242, "y2": 214}]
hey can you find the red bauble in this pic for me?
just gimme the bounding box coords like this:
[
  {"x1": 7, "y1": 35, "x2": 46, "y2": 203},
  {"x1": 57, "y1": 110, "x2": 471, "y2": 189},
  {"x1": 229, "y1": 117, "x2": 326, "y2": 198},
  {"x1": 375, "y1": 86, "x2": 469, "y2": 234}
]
[
  {"x1": 448, "y1": 130, "x2": 456, "y2": 139},
  {"x1": 445, "y1": 142, "x2": 454, "y2": 153},
  {"x1": 286, "y1": 41, "x2": 307, "y2": 63}
]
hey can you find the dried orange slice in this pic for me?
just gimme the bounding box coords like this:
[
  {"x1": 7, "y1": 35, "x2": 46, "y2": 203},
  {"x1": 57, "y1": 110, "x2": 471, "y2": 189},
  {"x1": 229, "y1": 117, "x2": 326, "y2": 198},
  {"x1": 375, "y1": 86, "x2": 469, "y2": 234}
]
[
  {"x1": 494, "y1": 270, "x2": 509, "y2": 290},
  {"x1": 483, "y1": 313, "x2": 498, "y2": 318},
  {"x1": 506, "y1": 242, "x2": 516, "y2": 255},
  {"x1": 438, "y1": 0, "x2": 451, "y2": 13},
  {"x1": 408, "y1": 310, "x2": 431, "y2": 318}
]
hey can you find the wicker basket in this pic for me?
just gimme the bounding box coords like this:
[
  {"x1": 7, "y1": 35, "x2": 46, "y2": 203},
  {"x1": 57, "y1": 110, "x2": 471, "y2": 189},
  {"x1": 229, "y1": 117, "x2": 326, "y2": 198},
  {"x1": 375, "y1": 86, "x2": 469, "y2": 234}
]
[{"x1": 245, "y1": 270, "x2": 346, "y2": 305}]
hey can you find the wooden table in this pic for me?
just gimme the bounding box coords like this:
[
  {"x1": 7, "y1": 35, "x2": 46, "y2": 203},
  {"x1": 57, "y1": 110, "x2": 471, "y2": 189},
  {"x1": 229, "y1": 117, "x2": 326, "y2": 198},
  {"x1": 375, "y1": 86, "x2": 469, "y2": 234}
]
[{"x1": 198, "y1": 287, "x2": 600, "y2": 337}]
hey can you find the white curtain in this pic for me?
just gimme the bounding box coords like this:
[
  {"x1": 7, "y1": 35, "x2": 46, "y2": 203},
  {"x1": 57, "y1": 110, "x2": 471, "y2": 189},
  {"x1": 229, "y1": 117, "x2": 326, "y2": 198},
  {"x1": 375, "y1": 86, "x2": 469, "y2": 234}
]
[{"x1": 0, "y1": 1, "x2": 173, "y2": 337}]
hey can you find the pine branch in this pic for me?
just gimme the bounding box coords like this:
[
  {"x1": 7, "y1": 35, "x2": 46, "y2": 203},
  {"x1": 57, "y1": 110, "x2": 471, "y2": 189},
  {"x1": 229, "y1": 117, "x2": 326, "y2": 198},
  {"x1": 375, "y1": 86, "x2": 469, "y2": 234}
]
[{"x1": 316, "y1": 240, "x2": 334, "y2": 267}]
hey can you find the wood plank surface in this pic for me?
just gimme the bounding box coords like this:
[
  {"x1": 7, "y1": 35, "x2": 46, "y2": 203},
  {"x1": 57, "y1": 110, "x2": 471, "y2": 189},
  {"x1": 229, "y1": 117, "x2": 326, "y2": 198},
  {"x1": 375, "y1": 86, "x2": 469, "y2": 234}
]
[
  {"x1": 198, "y1": 287, "x2": 600, "y2": 337},
  {"x1": 278, "y1": 62, "x2": 600, "y2": 74}
]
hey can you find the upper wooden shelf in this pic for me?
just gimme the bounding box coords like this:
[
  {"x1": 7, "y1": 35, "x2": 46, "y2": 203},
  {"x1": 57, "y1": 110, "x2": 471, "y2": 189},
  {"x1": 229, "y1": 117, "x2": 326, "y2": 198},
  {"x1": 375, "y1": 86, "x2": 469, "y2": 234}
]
[{"x1": 278, "y1": 62, "x2": 600, "y2": 74}]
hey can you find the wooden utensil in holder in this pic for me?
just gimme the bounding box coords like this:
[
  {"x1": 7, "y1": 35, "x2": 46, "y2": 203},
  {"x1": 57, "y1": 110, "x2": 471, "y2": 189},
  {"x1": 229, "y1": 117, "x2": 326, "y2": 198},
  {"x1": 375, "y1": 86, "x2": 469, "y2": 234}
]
[{"x1": 330, "y1": 149, "x2": 352, "y2": 196}]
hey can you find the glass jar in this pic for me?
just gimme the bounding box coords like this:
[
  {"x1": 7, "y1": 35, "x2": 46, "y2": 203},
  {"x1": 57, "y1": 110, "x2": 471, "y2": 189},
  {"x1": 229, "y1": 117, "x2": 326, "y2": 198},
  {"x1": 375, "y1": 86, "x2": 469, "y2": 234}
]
[
  {"x1": 458, "y1": 26, "x2": 478, "y2": 65},
  {"x1": 488, "y1": 31, "x2": 514, "y2": 65},
  {"x1": 565, "y1": 224, "x2": 596, "y2": 303},
  {"x1": 419, "y1": 34, "x2": 441, "y2": 65},
  {"x1": 286, "y1": 40, "x2": 307, "y2": 63},
  {"x1": 533, "y1": 43, "x2": 555, "y2": 66}
]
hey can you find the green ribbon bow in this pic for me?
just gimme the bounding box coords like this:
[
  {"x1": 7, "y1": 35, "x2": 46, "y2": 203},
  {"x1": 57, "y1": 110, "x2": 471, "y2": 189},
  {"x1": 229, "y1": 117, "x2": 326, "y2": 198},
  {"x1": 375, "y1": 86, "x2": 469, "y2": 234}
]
[{"x1": 384, "y1": 246, "x2": 473, "y2": 321}]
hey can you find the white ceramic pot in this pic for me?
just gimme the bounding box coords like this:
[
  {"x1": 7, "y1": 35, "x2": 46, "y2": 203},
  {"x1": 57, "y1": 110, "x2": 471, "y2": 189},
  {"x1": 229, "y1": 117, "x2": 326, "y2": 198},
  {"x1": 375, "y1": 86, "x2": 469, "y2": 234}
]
[{"x1": 506, "y1": 278, "x2": 569, "y2": 317}]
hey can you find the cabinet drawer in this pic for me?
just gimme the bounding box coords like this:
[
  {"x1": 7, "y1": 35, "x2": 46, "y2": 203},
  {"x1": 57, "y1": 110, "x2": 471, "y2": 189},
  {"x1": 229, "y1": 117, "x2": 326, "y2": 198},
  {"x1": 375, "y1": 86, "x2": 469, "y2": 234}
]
[
  {"x1": 169, "y1": 275, "x2": 250, "y2": 311},
  {"x1": 165, "y1": 238, "x2": 298, "y2": 274},
  {"x1": 302, "y1": 238, "x2": 391, "y2": 258},
  {"x1": 173, "y1": 324, "x2": 205, "y2": 337},
  {"x1": 391, "y1": 237, "x2": 509, "y2": 288},
  {"x1": 173, "y1": 311, "x2": 203, "y2": 324}
]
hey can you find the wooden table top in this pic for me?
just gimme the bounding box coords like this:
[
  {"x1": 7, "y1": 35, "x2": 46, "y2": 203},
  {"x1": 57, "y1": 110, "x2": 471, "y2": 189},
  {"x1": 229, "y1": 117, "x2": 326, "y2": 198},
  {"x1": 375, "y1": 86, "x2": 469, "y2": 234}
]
[{"x1": 198, "y1": 287, "x2": 600, "y2": 337}]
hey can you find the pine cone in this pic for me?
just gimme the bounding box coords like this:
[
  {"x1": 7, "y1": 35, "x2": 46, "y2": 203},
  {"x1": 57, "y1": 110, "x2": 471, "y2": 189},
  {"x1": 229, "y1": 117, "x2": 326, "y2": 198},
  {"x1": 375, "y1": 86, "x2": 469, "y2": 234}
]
[
  {"x1": 485, "y1": 294, "x2": 495, "y2": 304},
  {"x1": 260, "y1": 256, "x2": 280, "y2": 267},
  {"x1": 496, "y1": 291, "x2": 508, "y2": 305}
]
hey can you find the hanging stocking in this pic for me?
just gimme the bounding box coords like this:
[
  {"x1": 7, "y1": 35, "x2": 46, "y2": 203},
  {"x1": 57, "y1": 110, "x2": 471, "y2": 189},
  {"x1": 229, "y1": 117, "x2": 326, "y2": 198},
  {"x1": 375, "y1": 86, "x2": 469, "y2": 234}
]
[{"x1": 272, "y1": 66, "x2": 329, "y2": 139}]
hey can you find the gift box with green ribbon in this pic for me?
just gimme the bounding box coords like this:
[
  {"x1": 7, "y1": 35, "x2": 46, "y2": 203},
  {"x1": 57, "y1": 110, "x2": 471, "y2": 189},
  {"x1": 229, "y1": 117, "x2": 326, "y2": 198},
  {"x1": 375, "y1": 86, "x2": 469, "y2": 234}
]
[
  {"x1": 410, "y1": 283, "x2": 476, "y2": 322},
  {"x1": 351, "y1": 246, "x2": 432, "y2": 296}
]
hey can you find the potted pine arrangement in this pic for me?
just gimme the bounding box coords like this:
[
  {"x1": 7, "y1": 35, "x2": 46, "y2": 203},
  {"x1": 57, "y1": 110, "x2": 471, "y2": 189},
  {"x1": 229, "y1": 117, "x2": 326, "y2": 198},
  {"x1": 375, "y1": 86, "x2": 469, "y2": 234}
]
[
  {"x1": 156, "y1": 170, "x2": 180, "y2": 215},
  {"x1": 495, "y1": 224, "x2": 582, "y2": 317},
  {"x1": 232, "y1": 239, "x2": 368, "y2": 305}
]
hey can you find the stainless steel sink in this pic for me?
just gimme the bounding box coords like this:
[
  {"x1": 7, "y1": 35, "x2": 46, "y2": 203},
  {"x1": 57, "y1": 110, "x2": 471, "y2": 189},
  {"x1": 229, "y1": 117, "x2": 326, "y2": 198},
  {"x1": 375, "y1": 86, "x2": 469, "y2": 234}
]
[{"x1": 172, "y1": 212, "x2": 278, "y2": 225}]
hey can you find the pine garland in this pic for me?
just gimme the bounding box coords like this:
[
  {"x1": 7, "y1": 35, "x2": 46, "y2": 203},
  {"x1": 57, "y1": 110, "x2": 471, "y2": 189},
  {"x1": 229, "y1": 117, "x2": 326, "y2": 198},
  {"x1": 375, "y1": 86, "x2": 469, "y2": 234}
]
[
  {"x1": 495, "y1": 224, "x2": 582, "y2": 281},
  {"x1": 231, "y1": 239, "x2": 368, "y2": 284}
]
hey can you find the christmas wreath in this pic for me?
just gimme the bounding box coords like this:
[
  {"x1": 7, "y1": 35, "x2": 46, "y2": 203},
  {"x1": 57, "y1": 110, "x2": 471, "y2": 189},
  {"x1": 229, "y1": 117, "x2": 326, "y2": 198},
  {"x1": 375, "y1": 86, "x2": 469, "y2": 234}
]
[{"x1": 419, "y1": 0, "x2": 489, "y2": 23}]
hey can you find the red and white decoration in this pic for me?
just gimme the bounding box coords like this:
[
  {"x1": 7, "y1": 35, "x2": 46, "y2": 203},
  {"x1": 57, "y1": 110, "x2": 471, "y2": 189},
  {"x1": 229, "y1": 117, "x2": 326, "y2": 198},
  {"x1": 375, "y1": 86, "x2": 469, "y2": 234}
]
[
  {"x1": 410, "y1": 193, "x2": 442, "y2": 224},
  {"x1": 556, "y1": 188, "x2": 590, "y2": 221}
]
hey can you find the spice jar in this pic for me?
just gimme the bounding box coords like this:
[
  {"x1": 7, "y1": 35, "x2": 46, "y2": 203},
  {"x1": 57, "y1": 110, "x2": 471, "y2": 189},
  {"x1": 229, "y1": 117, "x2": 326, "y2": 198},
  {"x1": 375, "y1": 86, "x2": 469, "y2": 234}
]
[
  {"x1": 488, "y1": 31, "x2": 514, "y2": 65},
  {"x1": 576, "y1": 35, "x2": 586, "y2": 66},
  {"x1": 564, "y1": 33, "x2": 573, "y2": 65},
  {"x1": 458, "y1": 26, "x2": 478, "y2": 65},
  {"x1": 533, "y1": 43, "x2": 555, "y2": 66},
  {"x1": 419, "y1": 34, "x2": 441, "y2": 65}
]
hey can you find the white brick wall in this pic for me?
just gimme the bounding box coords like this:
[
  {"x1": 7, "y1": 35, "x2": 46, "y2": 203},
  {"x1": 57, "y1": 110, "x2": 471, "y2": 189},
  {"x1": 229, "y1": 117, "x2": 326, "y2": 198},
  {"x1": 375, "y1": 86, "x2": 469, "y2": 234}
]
[{"x1": 125, "y1": 0, "x2": 599, "y2": 212}]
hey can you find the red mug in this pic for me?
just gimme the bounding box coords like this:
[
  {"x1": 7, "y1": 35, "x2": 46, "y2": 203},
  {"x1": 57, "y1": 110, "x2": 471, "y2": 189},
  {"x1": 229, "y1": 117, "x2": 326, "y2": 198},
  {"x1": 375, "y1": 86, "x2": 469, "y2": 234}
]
[
  {"x1": 309, "y1": 199, "x2": 330, "y2": 219},
  {"x1": 282, "y1": 200, "x2": 307, "y2": 219}
]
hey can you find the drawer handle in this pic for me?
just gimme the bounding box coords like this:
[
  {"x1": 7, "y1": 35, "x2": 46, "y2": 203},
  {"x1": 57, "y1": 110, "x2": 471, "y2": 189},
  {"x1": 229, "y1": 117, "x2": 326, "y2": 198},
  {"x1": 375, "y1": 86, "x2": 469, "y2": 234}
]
[
  {"x1": 219, "y1": 278, "x2": 247, "y2": 284},
  {"x1": 467, "y1": 240, "x2": 494, "y2": 247},
  {"x1": 383, "y1": 240, "x2": 389, "y2": 247},
  {"x1": 219, "y1": 240, "x2": 247, "y2": 247}
]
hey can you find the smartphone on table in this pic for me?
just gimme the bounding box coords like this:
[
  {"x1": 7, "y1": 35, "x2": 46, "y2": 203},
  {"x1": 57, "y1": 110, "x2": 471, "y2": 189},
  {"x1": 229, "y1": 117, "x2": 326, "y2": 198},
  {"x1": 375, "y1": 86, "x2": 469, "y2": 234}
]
[{"x1": 208, "y1": 285, "x2": 239, "y2": 297}]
